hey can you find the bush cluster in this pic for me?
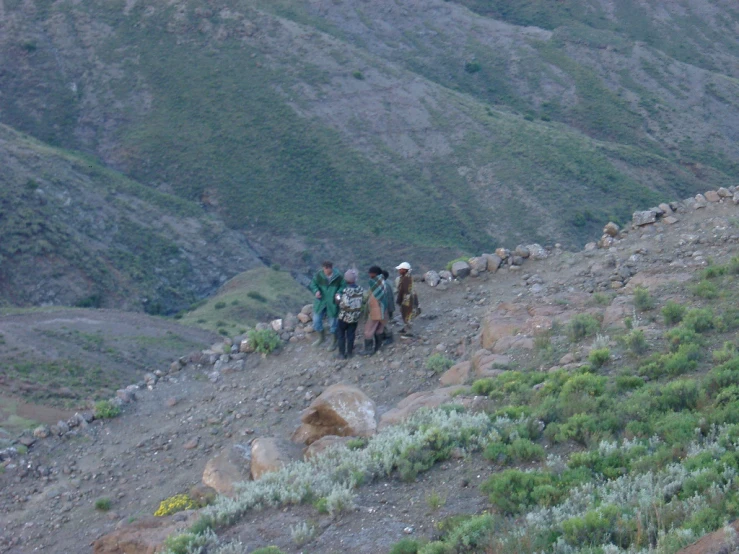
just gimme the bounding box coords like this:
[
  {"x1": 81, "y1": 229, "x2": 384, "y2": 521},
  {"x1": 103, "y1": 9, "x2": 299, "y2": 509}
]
[{"x1": 247, "y1": 328, "x2": 281, "y2": 355}]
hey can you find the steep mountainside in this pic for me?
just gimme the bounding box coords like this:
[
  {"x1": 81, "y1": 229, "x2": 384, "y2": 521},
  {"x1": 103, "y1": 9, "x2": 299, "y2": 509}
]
[
  {"x1": 0, "y1": 123, "x2": 263, "y2": 312},
  {"x1": 0, "y1": 0, "x2": 738, "y2": 305}
]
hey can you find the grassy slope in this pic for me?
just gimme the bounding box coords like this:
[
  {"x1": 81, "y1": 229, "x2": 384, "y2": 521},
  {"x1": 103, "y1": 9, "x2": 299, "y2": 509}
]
[{"x1": 178, "y1": 267, "x2": 312, "y2": 334}]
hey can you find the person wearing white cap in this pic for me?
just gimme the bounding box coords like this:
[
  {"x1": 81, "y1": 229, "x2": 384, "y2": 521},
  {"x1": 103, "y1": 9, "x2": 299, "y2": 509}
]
[{"x1": 395, "y1": 262, "x2": 418, "y2": 335}]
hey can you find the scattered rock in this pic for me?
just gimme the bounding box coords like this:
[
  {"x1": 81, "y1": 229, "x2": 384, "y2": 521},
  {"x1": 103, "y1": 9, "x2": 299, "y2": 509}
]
[
  {"x1": 424, "y1": 270, "x2": 441, "y2": 287},
  {"x1": 603, "y1": 222, "x2": 620, "y2": 237},
  {"x1": 704, "y1": 190, "x2": 720, "y2": 202},
  {"x1": 183, "y1": 437, "x2": 200, "y2": 450},
  {"x1": 451, "y1": 261, "x2": 471, "y2": 279},
  {"x1": 632, "y1": 210, "x2": 657, "y2": 226}
]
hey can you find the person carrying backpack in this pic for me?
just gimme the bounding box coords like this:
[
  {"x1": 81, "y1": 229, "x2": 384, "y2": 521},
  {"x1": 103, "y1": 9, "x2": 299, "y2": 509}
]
[{"x1": 335, "y1": 269, "x2": 364, "y2": 359}]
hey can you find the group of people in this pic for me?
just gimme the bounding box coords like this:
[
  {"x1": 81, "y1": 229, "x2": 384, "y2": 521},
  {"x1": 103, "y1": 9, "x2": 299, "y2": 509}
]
[{"x1": 309, "y1": 261, "x2": 419, "y2": 359}]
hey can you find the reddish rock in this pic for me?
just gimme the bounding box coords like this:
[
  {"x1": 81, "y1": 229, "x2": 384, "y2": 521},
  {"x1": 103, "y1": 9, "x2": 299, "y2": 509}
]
[
  {"x1": 92, "y1": 512, "x2": 199, "y2": 554},
  {"x1": 439, "y1": 361, "x2": 472, "y2": 386}
]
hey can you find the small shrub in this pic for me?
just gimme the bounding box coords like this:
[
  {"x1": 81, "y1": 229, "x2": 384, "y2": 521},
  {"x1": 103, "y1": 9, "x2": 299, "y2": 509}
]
[
  {"x1": 508, "y1": 438, "x2": 545, "y2": 462},
  {"x1": 154, "y1": 494, "x2": 197, "y2": 517},
  {"x1": 683, "y1": 308, "x2": 716, "y2": 333},
  {"x1": 94, "y1": 399, "x2": 120, "y2": 419},
  {"x1": 701, "y1": 264, "x2": 727, "y2": 279},
  {"x1": 247, "y1": 290, "x2": 267, "y2": 302},
  {"x1": 214, "y1": 301, "x2": 226, "y2": 310},
  {"x1": 95, "y1": 497, "x2": 112, "y2": 512},
  {"x1": 313, "y1": 497, "x2": 329, "y2": 514},
  {"x1": 481, "y1": 470, "x2": 552, "y2": 515},
  {"x1": 591, "y1": 293, "x2": 612, "y2": 306},
  {"x1": 568, "y1": 314, "x2": 600, "y2": 342},
  {"x1": 426, "y1": 490, "x2": 447, "y2": 511},
  {"x1": 624, "y1": 316, "x2": 633, "y2": 330},
  {"x1": 471, "y1": 378, "x2": 496, "y2": 396},
  {"x1": 290, "y1": 521, "x2": 316, "y2": 546},
  {"x1": 464, "y1": 61, "x2": 481, "y2": 73},
  {"x1": 390, "y1": 539, "x2": 421, "y2": 554},
  {"x1": 346, "y1": 437, "x2": 367, "y2": 450},
  {"x1": 624, "y1": 329, "x2": 648, "y2": 355},
  {"x1": 713, "y1": 342, "x2": 737, "y2": 364},
  {"x1": 251, "y1": 548, "x2": 286, "y2": 554},
  {"x1": 662, "y1": 301, "x2": 686, "y2": 325},
  {"x1": 588, "y1": 347, "x2": 610, "y2": 368},
  {"x1": 691, "y1": 280, "x2": 718, "y2": 299},
  {"x1": 616, "y1": 375, "x2": 645, "y2": 391},
  {"x1": 247, "y1": 328, "x2": 281, "y2": 355},
  {"x1": 352, "y1": 70, "x2": 364, "y2": 80},
  {"x1": 426, "y1": 354, "x2": 454, "y2": 374},
  {"x1": 633, "y1": 286, "x2": 655, "y2": 311}
]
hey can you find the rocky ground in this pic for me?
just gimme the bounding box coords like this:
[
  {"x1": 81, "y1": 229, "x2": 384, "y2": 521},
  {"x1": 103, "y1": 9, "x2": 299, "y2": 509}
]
[{"x1": 1, "y1": 191, "x2": 738, "y2": 553}]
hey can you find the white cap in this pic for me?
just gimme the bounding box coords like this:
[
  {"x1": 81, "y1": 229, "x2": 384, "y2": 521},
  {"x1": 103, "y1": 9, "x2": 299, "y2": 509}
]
[{"x1": 395, "y1": 262, "x2": 411, "y2": 270}]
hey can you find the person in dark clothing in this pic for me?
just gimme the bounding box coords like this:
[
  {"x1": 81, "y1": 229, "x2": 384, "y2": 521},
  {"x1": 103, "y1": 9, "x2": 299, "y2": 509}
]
[{"x1": 336, "y1": 269, "x2": 364, "y2": 359}]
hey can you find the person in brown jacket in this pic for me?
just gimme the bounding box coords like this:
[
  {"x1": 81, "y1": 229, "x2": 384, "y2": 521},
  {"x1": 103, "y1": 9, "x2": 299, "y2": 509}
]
[
  {"x1": 395, "y1": 262, "x2": 417, "y2": 335},
  {"x1": 360, "y1": 265, "x2": 387, "y2": 356}
]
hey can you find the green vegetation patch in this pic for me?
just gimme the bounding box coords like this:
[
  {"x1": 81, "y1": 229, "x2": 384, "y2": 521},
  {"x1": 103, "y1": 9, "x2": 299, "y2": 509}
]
[{"x1": 179, "y1": 267, "x2": 311, "y2": 333}]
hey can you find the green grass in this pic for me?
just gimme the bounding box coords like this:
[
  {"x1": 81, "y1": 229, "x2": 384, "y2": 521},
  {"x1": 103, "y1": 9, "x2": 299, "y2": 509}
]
[{"x1": 179, "y1": 267, "x2": 311, "y2": 333}]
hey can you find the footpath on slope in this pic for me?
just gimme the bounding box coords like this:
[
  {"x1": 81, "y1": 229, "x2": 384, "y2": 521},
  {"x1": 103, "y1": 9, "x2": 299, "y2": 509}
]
[{"x1": 0, "y1": 189, "x2": 738, "y2": 553}]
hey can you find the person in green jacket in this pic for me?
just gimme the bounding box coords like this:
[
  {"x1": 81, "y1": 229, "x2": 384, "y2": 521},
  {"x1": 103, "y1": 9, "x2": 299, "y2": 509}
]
[{"x1": 309, "y1": 261, "x2": 346, "y2": 350}]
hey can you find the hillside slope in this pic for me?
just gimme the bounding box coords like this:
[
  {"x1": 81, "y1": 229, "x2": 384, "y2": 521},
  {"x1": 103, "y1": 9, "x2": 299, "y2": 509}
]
[
  {"x1": 1, "y1": 192, "x2": 738, "y2": 553},
  {"x1": 1, "y1": 0, "x2": 737, "y2": 277},
  {"x1": 0, "y1": 123, "x2": 263, "y2": 312}
]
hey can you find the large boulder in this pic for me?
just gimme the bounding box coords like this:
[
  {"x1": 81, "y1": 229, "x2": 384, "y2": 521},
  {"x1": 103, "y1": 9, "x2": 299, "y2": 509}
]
[
  {"x1": 450, "y1": 261, "x2": 471, "y2": 279},
  {"x1": 379, "y1": 387, "x2": 469, "y2": 429},
  {"x1": 250, "y1": 437, "x2": 301, "y2": 480},
  {"x1": 291, "y1": 384, "x2": 377, "y2": 445},
  {"x1": 92, "y1": 512, "x2": 199, "y2": 554},
  {"x1": 202, "y1": 444, "x2": 251, "y2": 497}
]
